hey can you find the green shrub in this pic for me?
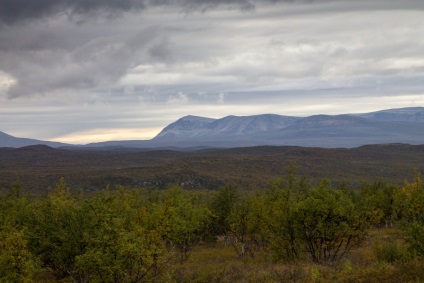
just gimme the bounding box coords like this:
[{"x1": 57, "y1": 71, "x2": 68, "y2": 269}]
[{"x1": 373, "y1": 241, "x2": 409, "y2": 263}]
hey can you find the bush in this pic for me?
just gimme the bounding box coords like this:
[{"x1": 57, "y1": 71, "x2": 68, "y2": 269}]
[{"x1": 373, "y1": 242, "x2": 409, "y2": 263}]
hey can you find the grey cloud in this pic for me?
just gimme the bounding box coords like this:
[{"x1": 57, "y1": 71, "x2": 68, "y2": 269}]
[
  {"x1": 0, "y1": 0, "x2": 146, "y2": 26},
  {"x1": 0, "y1": 0, "x2": 255, "y2": 26},
  {"x1": 2, "y1": 0, "x2": 424, "y2": 100},
  {"x1": 0, "y1": 0, "x2": 368, "y2": 26},
  {"x1": 148, "y1": 38, "x2": 174, "y2": 63},
  {"x1": 2, "y1": 24, "x2": 159, "y2": 98},
  {"x1": 2, "y1": 0, "x2": 424, "y2": 27},
  {"x1": 1, "y1": 0, "x2": 424, "y2": 143}
]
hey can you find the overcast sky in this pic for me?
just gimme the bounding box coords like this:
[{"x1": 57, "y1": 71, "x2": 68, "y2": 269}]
[{"x1": 1, "y1": 0, "x2": 424, "y2": 144}]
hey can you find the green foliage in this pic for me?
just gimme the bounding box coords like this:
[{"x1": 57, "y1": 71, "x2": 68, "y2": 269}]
[
  {"x1": 259, "y1": 171, "x2": 377, "y2": 263},
  {"x1": 393, "y1": 171, "x2": 424, "y2": 222},
  {"x1": 295, "y1": 180, "x2": 374, "y2": 262},
  {"x1": 26, "y1": 178, "x2": 92, "y2": 281},
  {"x1": 209, "y1": 185, "x2": 239, "y2": 236},
  {"x1": 403, "y1": 221, "x2": 424, "y2": 256},
  {"x1": 161, "y1": 185, "x2": 211, "y2": 262},
  {"x1": 74, "y1": 213, "x2": 167, "y2": 282},
  {"x1": 25, "y1": 181, "x2": 176, "y2": 282},
  {"x1": 359, "y1": 181, "x2": 398, "y2": 227},
  {"x1": 227, "y1": 195, "x2": 264, "y2": 257},
  {"x1": 264, "y1": 169, "x2": 309, "y2": 261},
  {"x1": 310, "y1": 265, "x2": 322, "y2": 282},
  {"x1": 393, "y1": 172, "x2": 424, "y2": 258},
  {"x1": 3, "y1": 169, "x2": 424, "y2": 281},
  {"x1": 0, "y1": 182, "x2": 31, "y2": 229},
  {"x1": 0, "y1": 229, "x2": 39, "y2": 283},
  {"x1": 373, "y1": 241, "x2": 409, "y2": 263},
  {"x1": 0, "y1": 183, "x2": 39, "y2": 282}
]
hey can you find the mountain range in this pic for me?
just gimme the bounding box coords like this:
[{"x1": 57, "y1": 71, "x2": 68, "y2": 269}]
[{"x1": 2, "y1": 107, "x2": 424, "y2": 149}]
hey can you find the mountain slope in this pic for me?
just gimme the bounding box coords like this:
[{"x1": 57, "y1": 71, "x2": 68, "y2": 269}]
[
  {"x1": 356, "y1": 107, "x2": 424, "y2": 122},
  {"x1": 4, "y1": 107, "x2": 424, "y2": 149},
  {"x1": 150, "y1": 107, "x2": 424, "y2": 148},
  {"x1": 154, "y1": 115, "x2": 217, "y2": 140},
  {"x1": 153, "y1": 114, "x2": 300, "y2": 141},
  {"x1": 0, "y1": 131, "x2": 68, "y2": 148},
  {"x1": 264, "y1": 113, "x2": 424, "y2": 147}
]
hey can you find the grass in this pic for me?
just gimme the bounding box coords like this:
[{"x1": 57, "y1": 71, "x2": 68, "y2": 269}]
[{"x1": 168, "y1": 228, "x2": 424, "y2": 283}]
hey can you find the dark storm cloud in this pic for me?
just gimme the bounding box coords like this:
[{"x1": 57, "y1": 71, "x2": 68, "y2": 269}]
[
  {"x1": 0, "y1": 0, "x2": 146, "y2": 25},
  {"x1": 1, "y1": 25, "x2": 159, "y2": 98},
  {"x1": 0, "y1": 0, "x2": 325, "y2": 26},
  {"x1": 2, "y1": 0, "x2": 424, "y2": 26},
  {"x1": 2, "y1": 0, "x2": 423, "y2": 99}
]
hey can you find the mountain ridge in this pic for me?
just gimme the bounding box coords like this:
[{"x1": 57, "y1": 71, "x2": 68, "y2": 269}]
[
  {"x1": 2, "y1": 107, "x2": 424, "y2": 149},
  {"x1": 148, "y1": 107, "x2": 424, "y2": 148},
  {"x1": 0, "y1": 131, "x2": 69, "y2": 148}
]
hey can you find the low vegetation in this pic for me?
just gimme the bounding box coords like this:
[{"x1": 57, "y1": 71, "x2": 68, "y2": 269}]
[
  {"x1": 1, "y1": 144, "x2": 424, "y2": 193},
  {"x1": 1, "y1": 168, "x2": 424, "y2": 282}
]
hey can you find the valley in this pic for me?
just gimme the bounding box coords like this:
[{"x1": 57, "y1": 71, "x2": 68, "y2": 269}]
[{"x1": 1, "y1": 143, "x2": 423, "y2": 194}]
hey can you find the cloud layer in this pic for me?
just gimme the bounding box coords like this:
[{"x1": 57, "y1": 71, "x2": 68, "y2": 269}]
[{"x1": 1, "y1": 0, "x2": 424, "y2": 143}]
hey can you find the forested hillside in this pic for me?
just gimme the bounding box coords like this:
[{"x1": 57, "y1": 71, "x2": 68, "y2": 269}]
[
  {"x1": 2, "y1": 170, "x2": 424, "y2": 282},
  {"x1": 1, "y1": 144, "x2": 424, "y2": 194}
]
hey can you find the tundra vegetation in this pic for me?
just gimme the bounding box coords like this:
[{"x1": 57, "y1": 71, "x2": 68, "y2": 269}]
[{"x1": 1, "y1": 170, "x2": 424, "y2": 282}]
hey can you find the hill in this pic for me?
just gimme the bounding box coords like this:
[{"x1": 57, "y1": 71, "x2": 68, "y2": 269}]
[{"x1": 0, "y1": 131, "x2": 69, "y2": 148}]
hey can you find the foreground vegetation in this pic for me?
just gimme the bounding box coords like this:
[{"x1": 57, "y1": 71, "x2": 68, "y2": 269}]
[{"x1": 1, "y1": 169, "x2": 424, "y2": 282}]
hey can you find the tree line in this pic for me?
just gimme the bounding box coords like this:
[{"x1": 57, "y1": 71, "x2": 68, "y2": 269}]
[{"x1": 1, "y1": 169, "x2": 424, "y2": 282}]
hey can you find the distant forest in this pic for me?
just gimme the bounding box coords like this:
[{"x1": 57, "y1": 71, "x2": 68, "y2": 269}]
[{"x1": 1, "y1": 144, "x2": 424, "y2": 194}]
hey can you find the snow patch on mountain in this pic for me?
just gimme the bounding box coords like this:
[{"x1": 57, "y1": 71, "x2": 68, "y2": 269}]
[
  {"x1": 356, "y1": 107, "x2": 424, "y2": 123},
  {"x1": 153, "y1": 114, "x2": 300, "y2": 141}
]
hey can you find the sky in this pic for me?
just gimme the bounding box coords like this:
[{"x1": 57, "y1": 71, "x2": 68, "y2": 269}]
[{"x1": 1, "y1": 0, "x2": 424, "y2": 144}]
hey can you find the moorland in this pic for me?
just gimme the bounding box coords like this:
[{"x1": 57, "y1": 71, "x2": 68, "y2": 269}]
[{"x1": 0, "y1": 143, "x2": 423, "y2": 194}]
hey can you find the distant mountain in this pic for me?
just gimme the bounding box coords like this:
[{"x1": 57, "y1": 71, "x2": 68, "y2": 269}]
[
  {"x1": 153, "y1": 114, "x2": 299, "y2": 141},
  {"x1": 149, "y1": 107, "x2": 424, "y2": 148},
  {"x1": 4, "y1": 107, "x2": 424, "y2": 149},
  {"x1": 154, "y1": 115, "x2": 216, "y2": 140},
  {"x1": 264, "y1": 113, "x2": 424, "y2": 147},
  {"x1": 0, "y1": 131, "x2": 68, "y2": 148},
  {"x1": 356, "y1": 107, "x2": 424, "y2": 122}
]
